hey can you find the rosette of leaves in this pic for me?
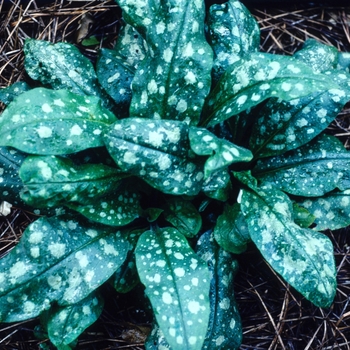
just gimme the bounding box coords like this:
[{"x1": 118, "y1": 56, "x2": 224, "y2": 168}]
[{"x1": 0, "y1": 0, "x2": 350, "y2": 349}]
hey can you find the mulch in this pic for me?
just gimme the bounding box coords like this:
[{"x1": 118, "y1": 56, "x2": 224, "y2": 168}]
[{"x1": 0, "y1": 1, "x2": 350, "y2": 349}]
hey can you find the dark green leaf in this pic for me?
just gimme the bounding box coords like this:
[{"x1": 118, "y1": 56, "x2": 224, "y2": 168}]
[
  {"x1": 293, "y1": 203, "x2": 315, "y2": 229},
  {"x1": 253, "y1": 134, "x2": 350, "y2": 197},
  {"x1": 81, "y1": 36, "x2": 100, "y2": 46},
  {"x1": 337, "y1": 52, "x2": 350, "y2": 72},
  {"x1": 0, "y1": 88, "x2": 117, "y2": 155},
  {"x1": 116, "y1": 0, "x2": 213, "y2": 124},
  {"x1": 46, "y1": 292, "x2": 104, "y2": 347},
  {"x1": 294, "y1": 39, "x2": 338, "y2": 73},
  {"x1": 202, "y1": 52, "x2": 340, "y2": 127},
  {"x1": 202, "y1": 168, "x2": 232, "y2": 201},
  {"x1": 0, "y1": 82, "x2": 31, "y2": 105},
  {"x1": 0, "y1": 215, "x2": 130, "y2": 322},
  {"x1": 135, "y1": 227, "x2": 210, "y2": 350},
  {"x1": 213, "y1": 203, "x2": 250, "y2": 254},
  {"x1": 240, "y1": 184, "x2": 336, "y2": 308},
  {"x1": 189, "y1": 127, "x2": 253, "y2": 178},
  {"x1": 164, "y1": 198, "x2": 202, "y2": 238},
  {"x1": 297, "y1": 190, "x2": 350, "y2": 231},
  {"x1": 19, "y1": 155, "x2": 126, "y2": 208},
  {"x1": 104, "y1": 118, "x2": 205, "y2": 195},
  {"x1": 196, "y1": 231, "x2": 242, "y2": 350},
  {"x1": 207, "y1": 0, "x2": 259, "y2": 83},
  {"x1": 250, "y1": 71, "x2": 350, "y2": 158},
  {"x1": 145, "y1": 323, "x2": 172, "y2": 350}
]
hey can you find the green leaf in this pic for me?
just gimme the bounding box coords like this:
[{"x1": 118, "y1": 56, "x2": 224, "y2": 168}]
[
  {"x1": 213, "y1": 203, "x2": 250, "y2": 254},
  {"x1": 249, "y1": 71, "x2": 350, "y2": 158},
  {"x1": 189, "y1": 127, "x2": 253, "y2": 178},
  {"x1": 0, "y1": 88, "x2": 117, "y2": 155},
  {"x1": 293, "y1": 203, "x2": 315, "y2": 229},
  {"x1": 202, "y1": 168, "x2": 232, "y2": 201},
  {"x1": 337, "y1": 52, "x2": 350, "y2": 72},
  {"x1": 24, "y1": 39, "x2": 113, "y2": 110},
  {"x1": 0, "y1": 215, "x2": 130, "y2": 322},
  {"x1": 240, "y1": 185, "x2": 336, "y2": 307},
  {"x1": 45, "y1": 292, "x2": 104, "y2": 347},
  {"x1": 297, "y1": 190, "x2": 350, "y2": 231},
  {"x1": 201, "y1": 52, "x2": 340, "y2": 127},
  {"x1": 19, "y1": 155, "x2": 126, "y2": 208},
  {"x1": 135, "y1": 227, "x2": 210, "y2": 350},
  {"x1": 116, "y1": 0, "x2": 213, "y2": 124},
  {"x1": 81, "y1": 36, "x2": 100, "y2": 46},
  {"x1": 253, "y1": 134, "x2": 350, "y2": 197},
  {"x1": 164, "y1": 198, "x2": 202, "y2": 238},
  {"x1": 0, "y1": 147, "x2": 27, "y2": 206},
  {"x1": 0, "y1": 82, "x2": 31, "y2": 105},
  {"x1": 294, "y1": 39, "x2": 338, "y2": 73},
  {"x1": 67, "y1": 188, "x2": 140, "y2": 227},
  {"x1": 196, "y1": 231, "x2": 242, "y2": 350},
  {"x1": 96, "y1": 48, "x2": 134, "y2": 118},
  {"x1": 207, "y1": 0, "x2": 259, "y2": 83},
  {"x1": 104, "y1": 118, "x2": 205, "y2": 196}
]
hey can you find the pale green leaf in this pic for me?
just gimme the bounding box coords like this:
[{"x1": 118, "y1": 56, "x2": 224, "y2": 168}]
[
  {"x1": 240, "y1": 185, "x2": 336, "y2": 308},
  {"x1": 135, "y1": 227, "x2": 210, "y2": 350},
  {"x1": 253, "y1": 134, "x2": 350, "y2": 197},
  {"x1": 0, "y1": 215, "x2": 130, "y2": 322},
  {"x1": 338, "y1": 52, "x2": 350, "y2": 72},
  {"x1": 0, "y1": 82, "x2": 30, "y2": 105},
  {"x1": 189, "y1": 127, "x2": 253, "y2": 178},
  {"x1": 196, "y1": 231, "x2": 242, "y2": 350},
  {"x1": 104, "y1": 118, "x2": 205, "y2": 196},
  {"x1": 202, "y1": 52, "x2": 340, "y2": 127},
  {"x1": 116, "y1": 0, "x2": 213, "y2": 124},
  {"x1": 0, "y1": 88, "x2": 117, "y2": 155},
  {"x1": 213, "y1": 203, "x2": 250, "y2": 254}
]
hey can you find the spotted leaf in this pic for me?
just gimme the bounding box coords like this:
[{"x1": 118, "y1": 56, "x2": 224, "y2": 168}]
[
  {"x1": 253, "y1": 134, "x2": 350, "y2": 197},
  {"x1": 19, "y1": 155, "x2": 126, "y2": 208},
  {"x1": 338, "y1": 52, "x2": 350, "y2": 72},
  {"x1": 0, "y1": 81, "x2": 30, "y2": 105},
  {"x1": 213, "y1": 203, "x2": 250, "y2": 254},
  {"x1": 202, "y1": 168, "x2": 232, "y2": 201},
  {"x1": 116, "y1": 0, "x2": 213, "y2": 124},
  {"x1": 0, "y1": 88, "x2": 117, "y2": 155},
  {"x1": 189, "y1": 127, "x2": 253, "y2": 178},
  {"x1": 202, "y1": 52, "x2": 339, "y2": 127},
  {"x1": 67, "y1": 188, "x2": 140, "y2": 227},
  {"x1": 24, "y1": 39, "x2": 113, "y2": 110},
  {"x1": 250, "y1": 71, "x2": 350, "y2": 158},
  {"x1": 164, "y1": 198, "x2": 202, "y2": 238},
  {"x1": 293, "y1": 203, "x2": 316, "y2": 229},
  {"x1": 240, "y1": 185, "x2": 336, "y2": 308},
  {"x1": 104, "y1": 118, "x2": 205, "y2": 196},
  {"x1": 45, "y1": 292, "x2": 104, "y2": 348},
  {"x1": 294, "y1": 39, "x2": 338, "y2": 73},
  {"x1": 0, "y1": 215, "x2": 130, "y2": 322},
  {"x1": 297, "y1": 190, "x2": 350, "y2": 231},
  {"x1": 96, "y1": 48, "x2": 135, "y2": 118},
  {"x1": 135, "y1": 227, "x2": 210, "y2": 350},
  {"x1": 145, "y1": 323, "x2": 172, "y2": 350},
  {"x1": 196, "y1": 231, "x2": 242, "y2": 350},
  {"x1": 207, "y1": 0, "x2": 259, "y2": 83}
]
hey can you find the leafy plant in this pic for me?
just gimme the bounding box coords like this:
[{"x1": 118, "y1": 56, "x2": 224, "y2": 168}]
[{"x1": 1, "y1": 0, "x2": 350, "y2": 348}]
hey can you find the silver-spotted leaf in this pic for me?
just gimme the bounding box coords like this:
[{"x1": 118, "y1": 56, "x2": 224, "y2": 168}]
[
  {"x1": 19, "y1": 155, "x2": 125, "y2": 208},
  {"x1": 202, "y1": 168, "x2": 232, "y2": 201},
  {"x1": 250, "y1": 71, "x2": 350, "y2": 158},
  {"x1": 24, "y1": 39, "x2": 113, "y2": 109},
  {"x1": 207, "y1": 0, "x2": 259, "y2": 83},
  {"x1": 135, "y1": 227, "x2": 210, "y2": 350},
  {"x1": 196, "y1": 231, "x2": 242, "y2": 350},
  {"x1": 164, "y1": 198, "x2": 202, "y2": 238},
  {"x1": 202, "y1": 52, "x2": 340, "y2": 127},
  {"x1": 46, "y1": 292, "x2": 104, "y2": 347},
  {"x1": 96, "y1": 48, "x2": 134, "y2": 118},
  {"x1": 189, "y1": 127, "x2": 253, "y2": 178},
  {"x1": 240, "y1": 185, "x2": 336, "y2": 307},
  {"x1": 297, "y1": 190, "x2": 350, "y2": 231},
  {"x1": 294, "y1": 39, "x2": 338, "y2": 73},
  {"x1": 338, "y1": 52, "x2": 350, "y2": 72},
  {"x1": 116, "y1": 0, "x2": 213, "y2": 124},
  {"x1": 104, "y1": 118, "x2": 205, "y2": 196},
  {"x1": 0, "y1": 81, "x2": 30, "y2": 105},
  {"x1": 253, "y1": 134, "x2": 350, "y2": 197},
  {"x1": 67, "y1": 188, "x2": 140, "y2": 227},
  {"x1": 213, "y1": 203, "x2": 250, "y2": 254},
  {"x1": 145, "y1": 323, "x2": 172, "y2": 350},
  {"x1": 293, "y1": 203, "x2": 316, "y2": 229},
  {"x1": 0, "y1": 88, "x2": 117, "y2": 155},
  {"x1": 0, "y1": 215, "x2": 130, "y2": 322}
]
